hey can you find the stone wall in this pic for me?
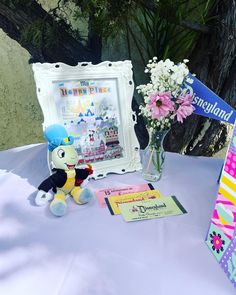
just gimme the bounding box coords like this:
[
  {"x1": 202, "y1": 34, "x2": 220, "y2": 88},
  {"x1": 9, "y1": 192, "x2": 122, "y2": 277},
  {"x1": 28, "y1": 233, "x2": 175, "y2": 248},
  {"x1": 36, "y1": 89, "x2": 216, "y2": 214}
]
[{"x1": 0, "y1": 29, "x2": 43, "y2": 150}]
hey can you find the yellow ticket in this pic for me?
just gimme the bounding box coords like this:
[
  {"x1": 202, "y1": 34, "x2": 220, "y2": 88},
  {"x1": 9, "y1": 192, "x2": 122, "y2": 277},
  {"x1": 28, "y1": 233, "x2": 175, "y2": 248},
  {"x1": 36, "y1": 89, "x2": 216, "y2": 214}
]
[{"x1": 105, "y1": 190, "x2": 161, "y2": 215}]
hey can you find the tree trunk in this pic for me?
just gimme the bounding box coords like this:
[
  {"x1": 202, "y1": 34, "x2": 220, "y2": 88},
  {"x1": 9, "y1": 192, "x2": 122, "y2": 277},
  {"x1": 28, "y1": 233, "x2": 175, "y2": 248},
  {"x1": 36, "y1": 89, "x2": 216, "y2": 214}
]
[
  {"x1": 87, "y1": 12, "x2": 102, "y2": 64},
  {"x1": 0, "y1": 1, "x2": 101, "y2": 65},
  {"x1": 164, "y1": 0, "x2": 236, "y2": 156}
]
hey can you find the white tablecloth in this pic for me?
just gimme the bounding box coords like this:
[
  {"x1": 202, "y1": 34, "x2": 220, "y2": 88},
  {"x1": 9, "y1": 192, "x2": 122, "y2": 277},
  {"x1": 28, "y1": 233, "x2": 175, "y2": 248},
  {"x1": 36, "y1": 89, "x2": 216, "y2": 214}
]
[{"x1": 0, "y1": 143, "x2": 234, "y2": 295}]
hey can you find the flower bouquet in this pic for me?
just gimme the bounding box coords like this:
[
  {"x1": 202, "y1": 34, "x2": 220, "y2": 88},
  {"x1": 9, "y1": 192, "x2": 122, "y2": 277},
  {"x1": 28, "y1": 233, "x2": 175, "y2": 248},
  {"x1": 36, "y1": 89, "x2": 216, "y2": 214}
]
[{"x1": 137, "y1": 58, "x2": 195, "y2": 181}]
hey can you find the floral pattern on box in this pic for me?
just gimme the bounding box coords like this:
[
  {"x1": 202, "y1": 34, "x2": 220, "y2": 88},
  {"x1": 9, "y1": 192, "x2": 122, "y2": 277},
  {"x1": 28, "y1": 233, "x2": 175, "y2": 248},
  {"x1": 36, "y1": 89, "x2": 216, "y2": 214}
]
[{"x1": 206, "y1": 223, "x2": 231, "y2": 261}]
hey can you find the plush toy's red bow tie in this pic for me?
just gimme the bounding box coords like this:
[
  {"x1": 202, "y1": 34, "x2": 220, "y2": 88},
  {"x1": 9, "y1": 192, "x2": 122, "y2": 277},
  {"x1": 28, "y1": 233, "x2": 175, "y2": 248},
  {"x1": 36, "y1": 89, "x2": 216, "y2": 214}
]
[{"x1": 85, "y1": 164, "x2": 93, "y2": 175}]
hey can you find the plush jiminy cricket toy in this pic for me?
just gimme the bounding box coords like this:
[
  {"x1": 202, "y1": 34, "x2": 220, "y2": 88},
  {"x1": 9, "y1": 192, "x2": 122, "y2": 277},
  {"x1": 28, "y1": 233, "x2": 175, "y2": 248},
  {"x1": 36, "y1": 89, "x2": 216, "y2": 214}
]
[{"x1": 35, "y1": 124, "x2": 93, "y2": 217}]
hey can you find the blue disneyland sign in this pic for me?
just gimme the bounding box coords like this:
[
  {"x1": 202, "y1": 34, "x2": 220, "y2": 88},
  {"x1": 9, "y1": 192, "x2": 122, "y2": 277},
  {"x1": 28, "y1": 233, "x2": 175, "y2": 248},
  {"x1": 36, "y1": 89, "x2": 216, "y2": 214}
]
[{"x1": 183, "y1": 74, "x2": 236, "y2": 124}]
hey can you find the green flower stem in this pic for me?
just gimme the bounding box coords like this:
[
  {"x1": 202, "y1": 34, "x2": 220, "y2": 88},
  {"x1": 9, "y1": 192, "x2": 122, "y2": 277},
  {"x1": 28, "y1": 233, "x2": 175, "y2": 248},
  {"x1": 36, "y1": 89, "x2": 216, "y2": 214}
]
[
  {"x1": 146, "y1": 148, "x2": 154, "y2": 172},
  {"x1": 151, "y1": 148, "x2": 162, "y2": 173}
]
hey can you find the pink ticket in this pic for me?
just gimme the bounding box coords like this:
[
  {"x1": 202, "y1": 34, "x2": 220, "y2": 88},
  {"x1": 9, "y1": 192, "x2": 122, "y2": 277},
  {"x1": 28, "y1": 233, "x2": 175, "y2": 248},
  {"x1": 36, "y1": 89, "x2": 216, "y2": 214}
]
[{"x1": 96, "y1": 183, "x2": 154, "y2": 208}]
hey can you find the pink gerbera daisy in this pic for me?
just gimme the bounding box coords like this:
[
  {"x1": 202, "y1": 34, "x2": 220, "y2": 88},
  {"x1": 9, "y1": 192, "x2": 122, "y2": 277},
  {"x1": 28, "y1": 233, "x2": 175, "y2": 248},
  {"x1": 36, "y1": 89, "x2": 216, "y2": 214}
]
[
  {"x1": 147, "y1": 92, "x2": 174, "y2": 120},
  {"x1": 175, "y1": 94, "x2": 195, "y2": 123},
  {"x1": 176, "y1": 94, "x2": 193, "y2": 106}
]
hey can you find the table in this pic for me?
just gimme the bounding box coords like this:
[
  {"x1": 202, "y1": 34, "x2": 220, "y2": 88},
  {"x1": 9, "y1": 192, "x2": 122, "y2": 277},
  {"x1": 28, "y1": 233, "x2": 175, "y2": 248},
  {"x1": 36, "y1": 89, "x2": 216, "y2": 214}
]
[{"x1": 0, "y1": 143, "x2": 235, "y2": 295}]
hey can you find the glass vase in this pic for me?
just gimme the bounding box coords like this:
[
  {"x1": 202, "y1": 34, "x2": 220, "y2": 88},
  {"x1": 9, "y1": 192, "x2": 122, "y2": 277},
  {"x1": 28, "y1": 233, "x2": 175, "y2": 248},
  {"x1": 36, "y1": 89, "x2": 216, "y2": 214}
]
[{"x1": 140, "y1": 129, "x2": 169, "y2": 182}]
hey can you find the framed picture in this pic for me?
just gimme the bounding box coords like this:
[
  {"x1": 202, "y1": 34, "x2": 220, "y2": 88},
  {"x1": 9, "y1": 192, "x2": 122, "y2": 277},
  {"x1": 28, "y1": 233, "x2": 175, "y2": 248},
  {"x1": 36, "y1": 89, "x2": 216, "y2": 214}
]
[{"x1": 32, "y1": 61, "x2": 141, "y2": 179}]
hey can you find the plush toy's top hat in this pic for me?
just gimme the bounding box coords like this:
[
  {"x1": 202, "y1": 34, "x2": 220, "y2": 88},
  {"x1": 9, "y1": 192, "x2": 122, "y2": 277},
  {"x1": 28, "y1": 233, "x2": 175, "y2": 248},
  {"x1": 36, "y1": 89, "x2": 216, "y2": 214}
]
[{"x1": 44, "y1": 124, "x2": 74, "y2": 151}]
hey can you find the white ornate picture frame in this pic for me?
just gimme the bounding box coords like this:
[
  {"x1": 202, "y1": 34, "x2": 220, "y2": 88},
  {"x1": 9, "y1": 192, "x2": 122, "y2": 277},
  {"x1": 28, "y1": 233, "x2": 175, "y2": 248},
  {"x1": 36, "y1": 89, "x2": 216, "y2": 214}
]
[{"x1": 32, "y1": 61, "x2": 141, "y2": 179}]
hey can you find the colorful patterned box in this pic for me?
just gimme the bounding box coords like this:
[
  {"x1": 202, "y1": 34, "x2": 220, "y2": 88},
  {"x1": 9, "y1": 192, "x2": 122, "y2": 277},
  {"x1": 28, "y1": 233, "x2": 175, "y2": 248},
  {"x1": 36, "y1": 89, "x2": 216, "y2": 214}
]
[{"x1": 206, "y1": 123, "x2": 236, "y2": 288}]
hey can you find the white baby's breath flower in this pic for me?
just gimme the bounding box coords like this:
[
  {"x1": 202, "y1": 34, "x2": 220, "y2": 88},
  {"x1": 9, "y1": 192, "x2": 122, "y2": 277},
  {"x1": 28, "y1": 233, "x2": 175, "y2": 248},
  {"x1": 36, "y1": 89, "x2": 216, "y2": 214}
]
[
  {"x1": 159, "y1": 86, "x2": 166, "y2": 92},
  {"x1": 144, "y1": 95, "x2": 149, "y2": 103}
]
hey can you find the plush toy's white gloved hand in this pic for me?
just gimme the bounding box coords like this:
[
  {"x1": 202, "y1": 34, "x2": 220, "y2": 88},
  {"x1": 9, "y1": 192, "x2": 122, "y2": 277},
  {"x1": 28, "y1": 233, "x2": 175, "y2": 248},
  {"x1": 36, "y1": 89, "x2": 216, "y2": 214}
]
[{"x1": 35, "y1": 190, "x2": 53, "y2": 206}]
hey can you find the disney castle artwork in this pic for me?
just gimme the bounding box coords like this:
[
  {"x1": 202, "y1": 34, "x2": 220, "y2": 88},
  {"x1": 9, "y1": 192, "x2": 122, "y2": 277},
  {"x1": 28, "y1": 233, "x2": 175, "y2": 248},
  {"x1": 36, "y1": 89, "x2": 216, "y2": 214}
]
[
  {"x1": 80, "y1": 126, "x2": 123, "y2": 164},
  {"x1": 54, "y1": 79, "x2": 124, "y2": 164}
]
